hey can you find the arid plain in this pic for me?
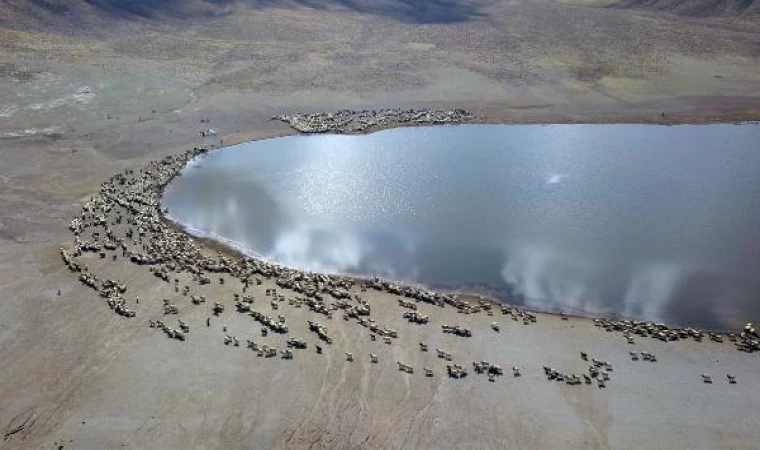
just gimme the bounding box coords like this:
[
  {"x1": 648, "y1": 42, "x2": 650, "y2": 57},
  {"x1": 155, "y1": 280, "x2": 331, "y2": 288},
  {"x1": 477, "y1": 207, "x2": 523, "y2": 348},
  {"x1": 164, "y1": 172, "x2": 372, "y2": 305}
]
[{"x1": 1, "y1": 1, "x2": 760, "y2": 449}]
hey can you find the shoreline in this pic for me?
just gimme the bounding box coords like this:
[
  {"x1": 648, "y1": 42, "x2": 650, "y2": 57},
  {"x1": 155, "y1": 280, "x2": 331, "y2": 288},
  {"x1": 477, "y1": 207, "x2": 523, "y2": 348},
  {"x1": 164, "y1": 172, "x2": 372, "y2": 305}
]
[
  {"x1": 4, "y1": 1, "x2": 760, "y2": 444},
  {"x1": 159, "y1": 112, "x2": 757, "y2": 333}
]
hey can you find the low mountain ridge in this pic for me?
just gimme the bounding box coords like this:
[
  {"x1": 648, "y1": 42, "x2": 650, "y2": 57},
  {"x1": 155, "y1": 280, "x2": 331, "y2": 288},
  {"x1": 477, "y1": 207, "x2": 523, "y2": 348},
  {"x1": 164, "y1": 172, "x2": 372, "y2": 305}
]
[
  {"x1": 0, "y1": 0, "x2": 488, "y2": 31},
  {"x1": 611, "y1": 0, "x2": 760, "y2": 19}
]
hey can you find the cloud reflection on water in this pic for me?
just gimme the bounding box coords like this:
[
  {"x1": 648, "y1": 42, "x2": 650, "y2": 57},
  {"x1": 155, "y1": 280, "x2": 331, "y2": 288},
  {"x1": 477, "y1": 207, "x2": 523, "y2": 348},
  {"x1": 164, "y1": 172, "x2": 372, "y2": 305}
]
[{"x1": 163, "y1": 124, "x2": 760, "y2": 329}]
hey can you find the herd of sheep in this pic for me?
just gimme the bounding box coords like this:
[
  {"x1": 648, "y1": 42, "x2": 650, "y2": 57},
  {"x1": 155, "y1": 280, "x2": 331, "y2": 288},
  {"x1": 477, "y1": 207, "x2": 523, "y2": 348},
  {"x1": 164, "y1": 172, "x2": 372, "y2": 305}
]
[{"x1": 58, "y1": 114, "x2": 758, "y2": 388}]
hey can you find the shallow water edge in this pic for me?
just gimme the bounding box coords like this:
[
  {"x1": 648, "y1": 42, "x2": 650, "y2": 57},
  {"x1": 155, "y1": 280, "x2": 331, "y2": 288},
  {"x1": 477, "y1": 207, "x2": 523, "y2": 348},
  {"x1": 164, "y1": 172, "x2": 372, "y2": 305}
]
[{"x1": 161, "y1": 120, "x2": 760, "y2": 330}]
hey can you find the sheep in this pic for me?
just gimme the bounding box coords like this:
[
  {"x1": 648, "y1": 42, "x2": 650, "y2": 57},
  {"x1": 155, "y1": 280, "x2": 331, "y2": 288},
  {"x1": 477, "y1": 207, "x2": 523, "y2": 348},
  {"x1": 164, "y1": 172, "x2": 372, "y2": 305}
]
[
  {"x1": 419, "y1": 342, "x2": 428, "y2": 352},
  {"x1": 580, "y1": 352, "x2": 588, "y2": 361},
  {"x1": 701, "y1": 374, "x2": 712, "y2": 384},
  {"x1": 286, "y1": 338, "x2": 307, "y2": 349},
  {"x1": 369, "y1": 353, "x2": 378, "y2": 363},
  {"x1": 512, "y1": 366, "x2": 521, "y2": 377},
  {"x1": 491, "y1": 322, "x2": 500, "y2": 332},
  {"x1": 727, "y1": 374, "x2": 737, "y2": 384},
  {"x1": 397, "y1": 362, "x2": 414, "y2": 374},
  {"x1": 446, "y1": 364, "x2": 467, "y2": 379},
  {"x1": 345, "y1": 352, "x2": 354, "y2": 362},
  {"x1": 281, "y1": 349, "x2": 293, "y2": 359},
  {"x1": 424, "y1": 367, "x2": 434, "y2": 377},
  {"x1": 630, "y1": 351, "x2": 639, "y2": 361},
  {"x1": 224, "y1": 334, "x2": 233, "y2": 345}
]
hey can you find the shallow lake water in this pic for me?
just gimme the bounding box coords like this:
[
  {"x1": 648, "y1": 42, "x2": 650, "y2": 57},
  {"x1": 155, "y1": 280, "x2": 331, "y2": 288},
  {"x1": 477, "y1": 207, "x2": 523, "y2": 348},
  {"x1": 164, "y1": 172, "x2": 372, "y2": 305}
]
[{"x1": 162, "y1": 124, "x2": 760, "y2": 328}]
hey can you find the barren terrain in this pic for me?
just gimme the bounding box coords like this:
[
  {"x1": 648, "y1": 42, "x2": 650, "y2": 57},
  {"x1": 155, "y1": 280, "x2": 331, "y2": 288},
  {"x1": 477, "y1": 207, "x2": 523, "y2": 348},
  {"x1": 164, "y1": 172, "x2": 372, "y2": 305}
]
[{"x1": 1, "y1": 1, "x2": 760, "y2": 449}]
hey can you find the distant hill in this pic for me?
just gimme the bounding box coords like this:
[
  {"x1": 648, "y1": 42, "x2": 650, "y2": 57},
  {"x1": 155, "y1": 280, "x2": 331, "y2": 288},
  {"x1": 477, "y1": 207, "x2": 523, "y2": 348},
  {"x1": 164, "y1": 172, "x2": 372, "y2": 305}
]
[
  {"x1": 0, "y1": 0, "x2": 233, "y2": 31},
  {"x1": 1, "y1": 0, "x2": 756, "y2": 34},
  {"x1": 611, "y1": 0, "x2": 760, "y2": 19},
  {"x1": 0, "y1": 0, "x2": 488, "y2": 32}
]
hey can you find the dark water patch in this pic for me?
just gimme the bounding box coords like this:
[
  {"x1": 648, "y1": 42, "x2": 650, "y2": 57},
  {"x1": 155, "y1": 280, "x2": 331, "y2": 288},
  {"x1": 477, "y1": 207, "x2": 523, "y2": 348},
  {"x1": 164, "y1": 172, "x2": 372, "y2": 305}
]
[{"x1": 163, "y1": 124, "x2": 760, "y2": 329}]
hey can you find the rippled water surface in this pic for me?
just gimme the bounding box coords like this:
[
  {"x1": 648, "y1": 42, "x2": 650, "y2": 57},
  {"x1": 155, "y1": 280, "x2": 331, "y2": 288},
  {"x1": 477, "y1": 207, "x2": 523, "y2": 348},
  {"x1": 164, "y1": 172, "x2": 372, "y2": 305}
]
[{"x1": 163, "y1": 124, "x2": 760, "y2": 328}]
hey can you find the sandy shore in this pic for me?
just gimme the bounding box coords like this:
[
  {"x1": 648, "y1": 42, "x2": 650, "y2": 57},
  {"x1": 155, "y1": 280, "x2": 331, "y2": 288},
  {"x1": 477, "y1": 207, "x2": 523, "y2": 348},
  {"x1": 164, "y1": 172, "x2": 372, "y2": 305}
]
[
  {"x1": 0, "y1": 113, "x2": 757, "y2": 450},
  {"x1": 2, "y1": 1, "x2": 760, "y2": 448}
]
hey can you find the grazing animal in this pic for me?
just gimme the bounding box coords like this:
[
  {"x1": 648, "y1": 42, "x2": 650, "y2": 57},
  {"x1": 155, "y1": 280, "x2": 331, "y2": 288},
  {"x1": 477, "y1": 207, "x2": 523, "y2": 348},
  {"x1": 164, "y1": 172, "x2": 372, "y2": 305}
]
[
  {"x1": 397, "y1": 361, "x2": 414, "y2": 374},
  {"x1": 447, "y1": 364, "x2": 467, "y2": 379},
  {"x1": 701, "y1": 374, "x2": 712, "y2": 384},
  {"x1": 369, "y1": 353, "x2": 378, "y2": 363}
]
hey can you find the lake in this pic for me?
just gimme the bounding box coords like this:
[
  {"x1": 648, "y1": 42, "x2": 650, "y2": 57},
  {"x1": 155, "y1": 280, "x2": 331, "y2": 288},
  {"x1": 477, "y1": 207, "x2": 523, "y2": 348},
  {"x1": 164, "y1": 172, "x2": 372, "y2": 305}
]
[{"x1": 162, "y1": 124, "x2": 760, "y2": 329}]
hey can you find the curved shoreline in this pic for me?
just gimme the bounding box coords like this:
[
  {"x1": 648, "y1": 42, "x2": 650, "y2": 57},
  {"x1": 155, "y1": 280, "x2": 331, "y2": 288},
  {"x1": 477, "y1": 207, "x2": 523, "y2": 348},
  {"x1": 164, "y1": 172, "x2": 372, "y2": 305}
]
[
  {"x1": 163, "y1": 118, "x2": 760, "y2": 332},
  {"x1": 61, "y1": 110, "x2": 759, "y2": 357}
]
